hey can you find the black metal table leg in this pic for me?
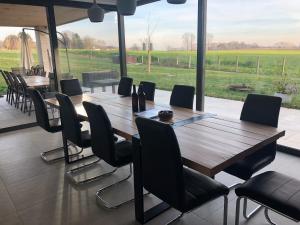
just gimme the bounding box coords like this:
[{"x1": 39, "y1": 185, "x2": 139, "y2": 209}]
[{"x1": 133, "y1": 135, "x2": 145, "y2": 223}]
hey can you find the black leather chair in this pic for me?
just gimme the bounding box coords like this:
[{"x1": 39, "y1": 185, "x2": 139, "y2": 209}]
[
  {"x1": 83, "y1": 101, "x2": 133, "y2": 208},
  {"x1": 138, "y1": 81, "x2": 156, "y2": 101},
  {"x1": 135, "y1": 117, "x2": 229, "y2": 224},
  {"x1": 235, "y1": 171, "x2": 300, "y2": 225},
  {"x1": 28, "y1": 89, "x2": 81, "y2": 163},
  {"x1": 56, "y1": 93, "x2": 99, "y2": 182},
  {"x1": 118, "y1": 77, "x2": 133, "y2": 96},
  {"x1": 60, "y1": 79, "x2": 83, "y2": 96},
  {"x1": 170, "y1": 85, "x2": 195, "y2": 109},
  {"x1": 224, "y1": 94, "x2": 282, "y2": 218}
]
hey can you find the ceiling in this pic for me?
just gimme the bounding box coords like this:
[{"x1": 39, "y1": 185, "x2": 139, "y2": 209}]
[{"x1": 0, "y1": 3, "x2": 88, "y2": 27}]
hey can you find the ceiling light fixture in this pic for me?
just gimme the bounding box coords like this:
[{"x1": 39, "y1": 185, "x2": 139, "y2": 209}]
[
  {"x1": 167, "y1": 0, "x2": 187, "y2": 4},
  {"x1": 117, "y1": 0, "x2": 136, "y2": 16},
  {"x1": 88, "y1": 0, "x2": 105, "y2": 23}
]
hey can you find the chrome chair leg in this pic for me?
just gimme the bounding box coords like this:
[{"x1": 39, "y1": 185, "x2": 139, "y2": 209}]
[
  {"x1": 243, "y1": 197, "x2": 263, "y2": 219},
  {"x1": 96, "y1": 164, "x2": 133, "y2": 209},
  {"x1": 264, "y1": 208, "x2": 276, "y2": 225},
  {"x1": 235, "y1": 197, "x2": 242, "y2": 225},
  {"x1": 223, "y1": 195, "x2": 228, "y2": 225},
  {"x1": 41, "y1": 143, "x2": 83, "y2": 163},
  {"x1": 66, "y1": 159, "x2": 118, "y2": 185},
  {"x1": 166, "y1": 213, "x2": 184, "y2": 225}
]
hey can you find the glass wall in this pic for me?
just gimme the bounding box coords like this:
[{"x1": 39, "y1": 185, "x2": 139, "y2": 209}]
[
  {"x1": 0, "y1": 4, "x2": 46, "y2": 130},
  {"x1": 206, "y1": 0, "x2": 300, "y2": 150},
  {"x1": 125, "y1": 0, "x2": 198, "y2": 92},
  {"x1": 55, "y1": 6, "x2": 120, "y2": 94}
]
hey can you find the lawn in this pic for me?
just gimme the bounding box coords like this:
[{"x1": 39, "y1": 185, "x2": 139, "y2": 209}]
[{"x1": 1, "y1": 49, "x2": 300, "y2": 108}]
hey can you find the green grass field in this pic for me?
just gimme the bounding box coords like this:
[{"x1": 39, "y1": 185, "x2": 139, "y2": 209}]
[{"x1": 1, "y1": 49, "x2": 300, "y2": 108}]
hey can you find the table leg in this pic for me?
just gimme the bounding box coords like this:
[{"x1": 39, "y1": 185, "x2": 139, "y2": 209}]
[
  {"x1": 102, "y1": 86, "x2": 106, "y2": 92},
  {"x1": 112, "y1": 85, "x2": 116, "y2": 93},
  {"x1": 133, "y1": 135, "x2": 145, "y2": 223}
]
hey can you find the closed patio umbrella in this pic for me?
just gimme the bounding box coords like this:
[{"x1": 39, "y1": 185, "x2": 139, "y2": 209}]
[{"x1": 20, "y1": 31, "x2": 34, "y2": 73}]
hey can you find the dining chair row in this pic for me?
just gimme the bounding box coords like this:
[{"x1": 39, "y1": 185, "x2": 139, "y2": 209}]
[
  {"x1": 29, "y1": 85, "x2": 300, "y2": 224},
  {"x1": 60, "y1": 77, "x2": 195, "y2": 109},
  {"x1": 0, "y1": 70, "x2": 33, "y2": 114}
]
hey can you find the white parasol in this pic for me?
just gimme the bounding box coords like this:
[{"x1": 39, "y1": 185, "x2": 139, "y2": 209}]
[{"x1": 20, "y1": 31, "x2": 34, "y2": 71}]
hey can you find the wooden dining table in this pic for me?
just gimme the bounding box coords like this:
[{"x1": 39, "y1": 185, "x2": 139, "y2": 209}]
[
  {"x1": 23, "y1": 75, "x2": 49, "y2": 88},
  {"x1": 44, "y1": 92, "x2": 285, "y2": 224}
]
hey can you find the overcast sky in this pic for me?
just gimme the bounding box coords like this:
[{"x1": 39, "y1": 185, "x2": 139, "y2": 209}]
[{"x1": 1, "y1": 0, "x2": 300, "y2": 49}]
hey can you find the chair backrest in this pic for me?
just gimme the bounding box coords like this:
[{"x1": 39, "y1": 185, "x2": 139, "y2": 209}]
[
  {"x1": 170, "y1": 85, "x2": 195, "y2": 109},
  {"x1": 83, "y1": 101, "x2": 116, "y2": 164},
  {"x1": 240, "y1": 94, "x2": 282, "y2": 128},
  {"x1": 0, "y1": 70, "x2": 9, "y2": 87},
  {"x1": 4, "y1": 72, "x2": 16, "y2": 89},
  {"x1": 118, "y1": 77, "x2": 133, "y2": 96},
  {"x1": 9, "y1": 72, "x2": 20, "y2": 88},
  {"x1": 16, "y1": 74, "x2": 28, "y2": 91},
  {"x1": 56, "y1": 93, "x2": 82, "y2": 145},
  {"x1": 135, "y1": 117, "x2": 185, "y2": 210},
  {"x1": 139, "y1": 81, "x2": 156, "y2": 101},
  {"x1": 28, "y1": 88, "x2": 51, "y2": 131},
  {"x1": 60, "y1": 79, "x2": 83, "y2": 96}
]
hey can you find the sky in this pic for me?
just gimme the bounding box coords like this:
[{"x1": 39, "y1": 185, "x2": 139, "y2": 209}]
[{"x1": 1, "y1": 0, "x2": 300, "y2": 49}]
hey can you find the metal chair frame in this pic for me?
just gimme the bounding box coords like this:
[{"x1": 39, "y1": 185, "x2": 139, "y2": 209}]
[{"x1": 235, "y1": 196, "x2": 299, "y2": 225}]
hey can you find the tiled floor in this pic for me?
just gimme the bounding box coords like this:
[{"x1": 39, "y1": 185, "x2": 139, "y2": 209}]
[
  {"x1": 0, "y1": 96, "x2": 36, "y2": 129},
  {"x1": 0, "y1": 105, "x2": 300, "y2": 224}
]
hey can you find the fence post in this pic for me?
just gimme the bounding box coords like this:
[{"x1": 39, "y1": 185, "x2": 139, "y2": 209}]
[
  {"x1": 188, "y1": 55, "x2": 192, "y2": 68},
  {"x1": 157, "y1": 57, "x2": 160, "y2": 64},
  {"x1": 141, "y1": 55, "x2": 144, "y2": 64},
  {"x1": 218, "y1": 55, "x2": 221, "y2": 71},
  {"x1": 256, "y1": 56, "x2": 260, "y2": 76},
  {"x1": 282, "y1": 56, "x2": 286, "y2": 75},
  {"x1": 235, "y1": 56, "x2": 239, "y2": 72},
  {"x1": 176, "y1": 56, "x2": 179, "y2": 65}
]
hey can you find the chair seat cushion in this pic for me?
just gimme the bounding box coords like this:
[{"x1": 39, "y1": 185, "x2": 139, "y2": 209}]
[
  {"x1": 114, "y1": 141, "x2": 132, "y2": 167},
  {"x1": 48, "y1": 118, "x2": 62, "y2": 133},
  {"x1": 236, "y1": 171, "x2": 300, "y2": 221},
  {"x1": 182, "y1": 167, "x2": 229, "y2": 212},
  {"x1": 224, "y1": 144, "x2": 276, "y2": 180},
  {"x1": 79, "y1": 130, "x2": 91, "y2": 148}
]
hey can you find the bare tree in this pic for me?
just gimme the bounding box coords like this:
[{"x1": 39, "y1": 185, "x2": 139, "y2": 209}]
[
  {"x1": 206, "y1": 33, "x2": 214, "y2": 50},
  {"x1": 182, "y1": 32, "x2": 195, "y2": 68},
  {"x1": 143, "y1": 14, "x2": 159, "y2": 73}
]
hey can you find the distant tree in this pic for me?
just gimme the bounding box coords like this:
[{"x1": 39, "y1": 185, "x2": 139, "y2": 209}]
[
  {"x1": 60, "y1": 32, "x2": 72, "y2": 48},
  {"x1": 207, "y1": 33, "x2": 214, "y2": 50},
  {"x1": 182, "y1": 32, "x2": 195, "y2": 51},
  {"x1": 83, "y1": 36, "x2": 96, "y2": 49},
  {"x1": 94, "y1": 39, "x2": 106, "y2": 49},
  {"x1": 182, "y1": 32, "x2": 195, "y2": 68},
  {"x1": 3, "y1": 35, "x2": 20, "y2": 50},
  {"x1": 71, "y1": 33, "x2": 84, "y2": 49},
  {"x1": 129, "y1": 43, "x2": 140, "y2": 51},
  {"x1": 141, "y1": 14, "x2": 159, "y2": 73}
]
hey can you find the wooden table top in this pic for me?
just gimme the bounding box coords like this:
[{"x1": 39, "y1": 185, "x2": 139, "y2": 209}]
[
  {"x1": 23, "y1": 76, "x2": 49, "y2": 88},
  {"x1": 45, "y1": 93, "x2": 285, "y2": 177}
]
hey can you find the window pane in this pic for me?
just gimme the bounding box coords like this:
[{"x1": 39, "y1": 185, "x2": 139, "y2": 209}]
[{"x1": 125, "y1": 1, "x2": 198, "y2": 92}]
